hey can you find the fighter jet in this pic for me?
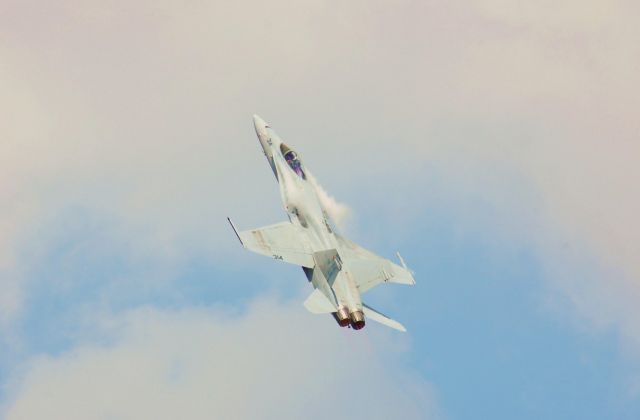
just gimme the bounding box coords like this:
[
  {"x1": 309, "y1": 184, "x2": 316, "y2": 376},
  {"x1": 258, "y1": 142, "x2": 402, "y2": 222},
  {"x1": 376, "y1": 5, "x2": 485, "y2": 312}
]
[{"x1": 228, "y1": 115, "x2": 415, "y2": 331}]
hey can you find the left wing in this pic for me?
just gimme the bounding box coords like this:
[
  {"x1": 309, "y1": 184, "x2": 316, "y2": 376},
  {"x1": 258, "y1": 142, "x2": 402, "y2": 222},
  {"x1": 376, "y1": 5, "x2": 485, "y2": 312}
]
[
  {"x1": 337, "y1": 234, "x2": 416, "y2": 294},
  {"x1": 228, "y1": 218, "x2": 314, "y2": 267}
]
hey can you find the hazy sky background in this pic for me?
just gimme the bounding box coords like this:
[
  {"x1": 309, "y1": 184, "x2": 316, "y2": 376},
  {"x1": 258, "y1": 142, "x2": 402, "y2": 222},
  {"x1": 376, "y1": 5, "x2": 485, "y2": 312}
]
[{"x1": 1, "y1": 1, "x2": 639, "y2": 419}]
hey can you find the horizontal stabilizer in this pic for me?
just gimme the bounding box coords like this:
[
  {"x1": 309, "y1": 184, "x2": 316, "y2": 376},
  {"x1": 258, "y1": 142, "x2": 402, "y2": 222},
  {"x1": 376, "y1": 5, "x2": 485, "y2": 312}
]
[
  {"x1": 303, "y1": 288, "x2": 336, "y2": 314},
  {"x1": 363, "y1": 303, "x2": 406, "y2": 332}
]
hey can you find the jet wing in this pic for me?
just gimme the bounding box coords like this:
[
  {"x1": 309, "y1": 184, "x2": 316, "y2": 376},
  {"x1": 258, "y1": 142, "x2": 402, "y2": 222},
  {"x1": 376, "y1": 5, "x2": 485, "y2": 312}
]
[
  {"x1": 337, "y1": 235, "x2": 416, "y2": 294},
  {"x1": 228, "y1": 218, "x2": 314, "y2": 267}
]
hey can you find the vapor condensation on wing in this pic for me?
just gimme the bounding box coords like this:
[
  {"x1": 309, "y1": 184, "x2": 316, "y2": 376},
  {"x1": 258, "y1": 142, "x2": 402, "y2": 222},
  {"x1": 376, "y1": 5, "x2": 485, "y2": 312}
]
[{"x1": 306, "y1": 171, "x2": 353, "y2": 230}]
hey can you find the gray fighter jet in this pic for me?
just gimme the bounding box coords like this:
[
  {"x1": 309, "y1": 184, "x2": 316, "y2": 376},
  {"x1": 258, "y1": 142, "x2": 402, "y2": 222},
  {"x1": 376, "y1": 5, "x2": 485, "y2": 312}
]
[{"x1": 228, "y1": 115, "x2": 415, "y2": 331}]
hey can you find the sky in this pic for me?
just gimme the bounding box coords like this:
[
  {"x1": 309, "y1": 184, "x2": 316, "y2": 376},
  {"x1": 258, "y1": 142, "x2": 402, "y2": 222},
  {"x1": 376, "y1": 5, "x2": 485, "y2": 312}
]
[{"x1": 1, "y1": 0, "x2": 639, "y2": 419}]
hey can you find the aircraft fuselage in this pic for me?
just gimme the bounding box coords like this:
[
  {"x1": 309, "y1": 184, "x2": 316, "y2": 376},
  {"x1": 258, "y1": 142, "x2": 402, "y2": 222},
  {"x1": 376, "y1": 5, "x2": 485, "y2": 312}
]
[{"x1": 252, "y1": 115, "x2": 364, "y2": 328}]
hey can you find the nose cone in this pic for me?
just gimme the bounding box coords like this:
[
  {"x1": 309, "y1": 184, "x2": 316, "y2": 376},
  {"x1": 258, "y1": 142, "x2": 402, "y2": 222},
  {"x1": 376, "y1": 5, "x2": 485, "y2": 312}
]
[
  {"x1": 253, "y1": 114, "x2": 271, "y2": 143},
  {"x1": 253, "y1": 114, "x2": 268, "y2": 131},
  {"x1": 252, "y1": 114, "x2": 279, "y2": 178},
  {"x1": 253, "y1": 114, "x2": 273, "y2": 155}
]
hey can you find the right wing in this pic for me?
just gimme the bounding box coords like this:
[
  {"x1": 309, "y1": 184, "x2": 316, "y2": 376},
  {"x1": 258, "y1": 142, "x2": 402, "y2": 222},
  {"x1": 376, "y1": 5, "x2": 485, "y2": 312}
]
[
  {"x1": 228, "y1": 218, "x2": 314, "y2": 267},
  {"x1": 337, "y1": 234, "x2": 416, "y2": 294}
]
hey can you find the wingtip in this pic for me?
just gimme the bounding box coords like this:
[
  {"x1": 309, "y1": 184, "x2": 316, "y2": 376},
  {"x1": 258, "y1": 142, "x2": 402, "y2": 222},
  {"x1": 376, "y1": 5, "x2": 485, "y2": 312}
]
[
  {"x1": 227, "y1": 217, "x2": 244, "y2": 246},
  {"x1": 396, "y1": 252, "x2": 416, "y2": 282},
  {"x1": 396, "y1": 251, "x2": 408, "y2": 269}
]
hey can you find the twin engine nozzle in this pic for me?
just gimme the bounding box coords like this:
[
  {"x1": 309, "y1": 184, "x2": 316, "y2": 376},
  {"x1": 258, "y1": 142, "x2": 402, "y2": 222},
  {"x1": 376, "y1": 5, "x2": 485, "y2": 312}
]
[{"x1": 333, "y1": 307, "x2": 366, "y2": 330}]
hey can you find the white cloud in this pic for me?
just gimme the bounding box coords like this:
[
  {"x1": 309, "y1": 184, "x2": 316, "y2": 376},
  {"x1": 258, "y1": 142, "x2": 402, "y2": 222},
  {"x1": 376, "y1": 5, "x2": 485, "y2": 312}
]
[
  {"x1": 2, "y1": 299, "x2": 438, "y2": 420},
  {"x1": 1, "y1": 0, "x2": 639, "y2": 371},
  {"x1": 470, "y1": 0, "x2": 620, "y2": 30},
  {"x1": 450, "y1": 0, "x2": 640, "y2": 357}
]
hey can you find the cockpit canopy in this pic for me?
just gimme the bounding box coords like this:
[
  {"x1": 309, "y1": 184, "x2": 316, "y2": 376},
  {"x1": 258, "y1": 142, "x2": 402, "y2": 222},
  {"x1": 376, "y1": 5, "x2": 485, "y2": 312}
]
[{"x1": 280, "y1": 144, "x2": 306, "y2": 179}]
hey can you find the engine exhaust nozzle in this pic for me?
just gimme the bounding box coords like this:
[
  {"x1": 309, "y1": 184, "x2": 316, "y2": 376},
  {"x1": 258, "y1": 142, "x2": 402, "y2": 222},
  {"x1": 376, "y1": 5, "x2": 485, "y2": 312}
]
[
  {"x1": 350, "y1": 310, "x2": 365, "y2": 330},
  {"x1": 333, "y1": 307, "x2": 350, "y2": 327}
]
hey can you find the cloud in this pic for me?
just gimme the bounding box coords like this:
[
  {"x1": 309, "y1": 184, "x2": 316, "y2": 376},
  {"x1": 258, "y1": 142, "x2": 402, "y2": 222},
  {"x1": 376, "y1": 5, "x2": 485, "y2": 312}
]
[
  {"x1": 471, "y1": 0, "x2": 620, "y2": 30},
  {"x1": 1, "y1": 0, "x2": 639, "y2": 377},
  {"x1": 317, "y1": 0, "x2": 640, "y2": 360},
  {"x1": 448, "y1": 0, "x2": 640, "y2": 358},
  {"x1": 2, "y1": 299, "x2": 438, "y2": 420}
]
